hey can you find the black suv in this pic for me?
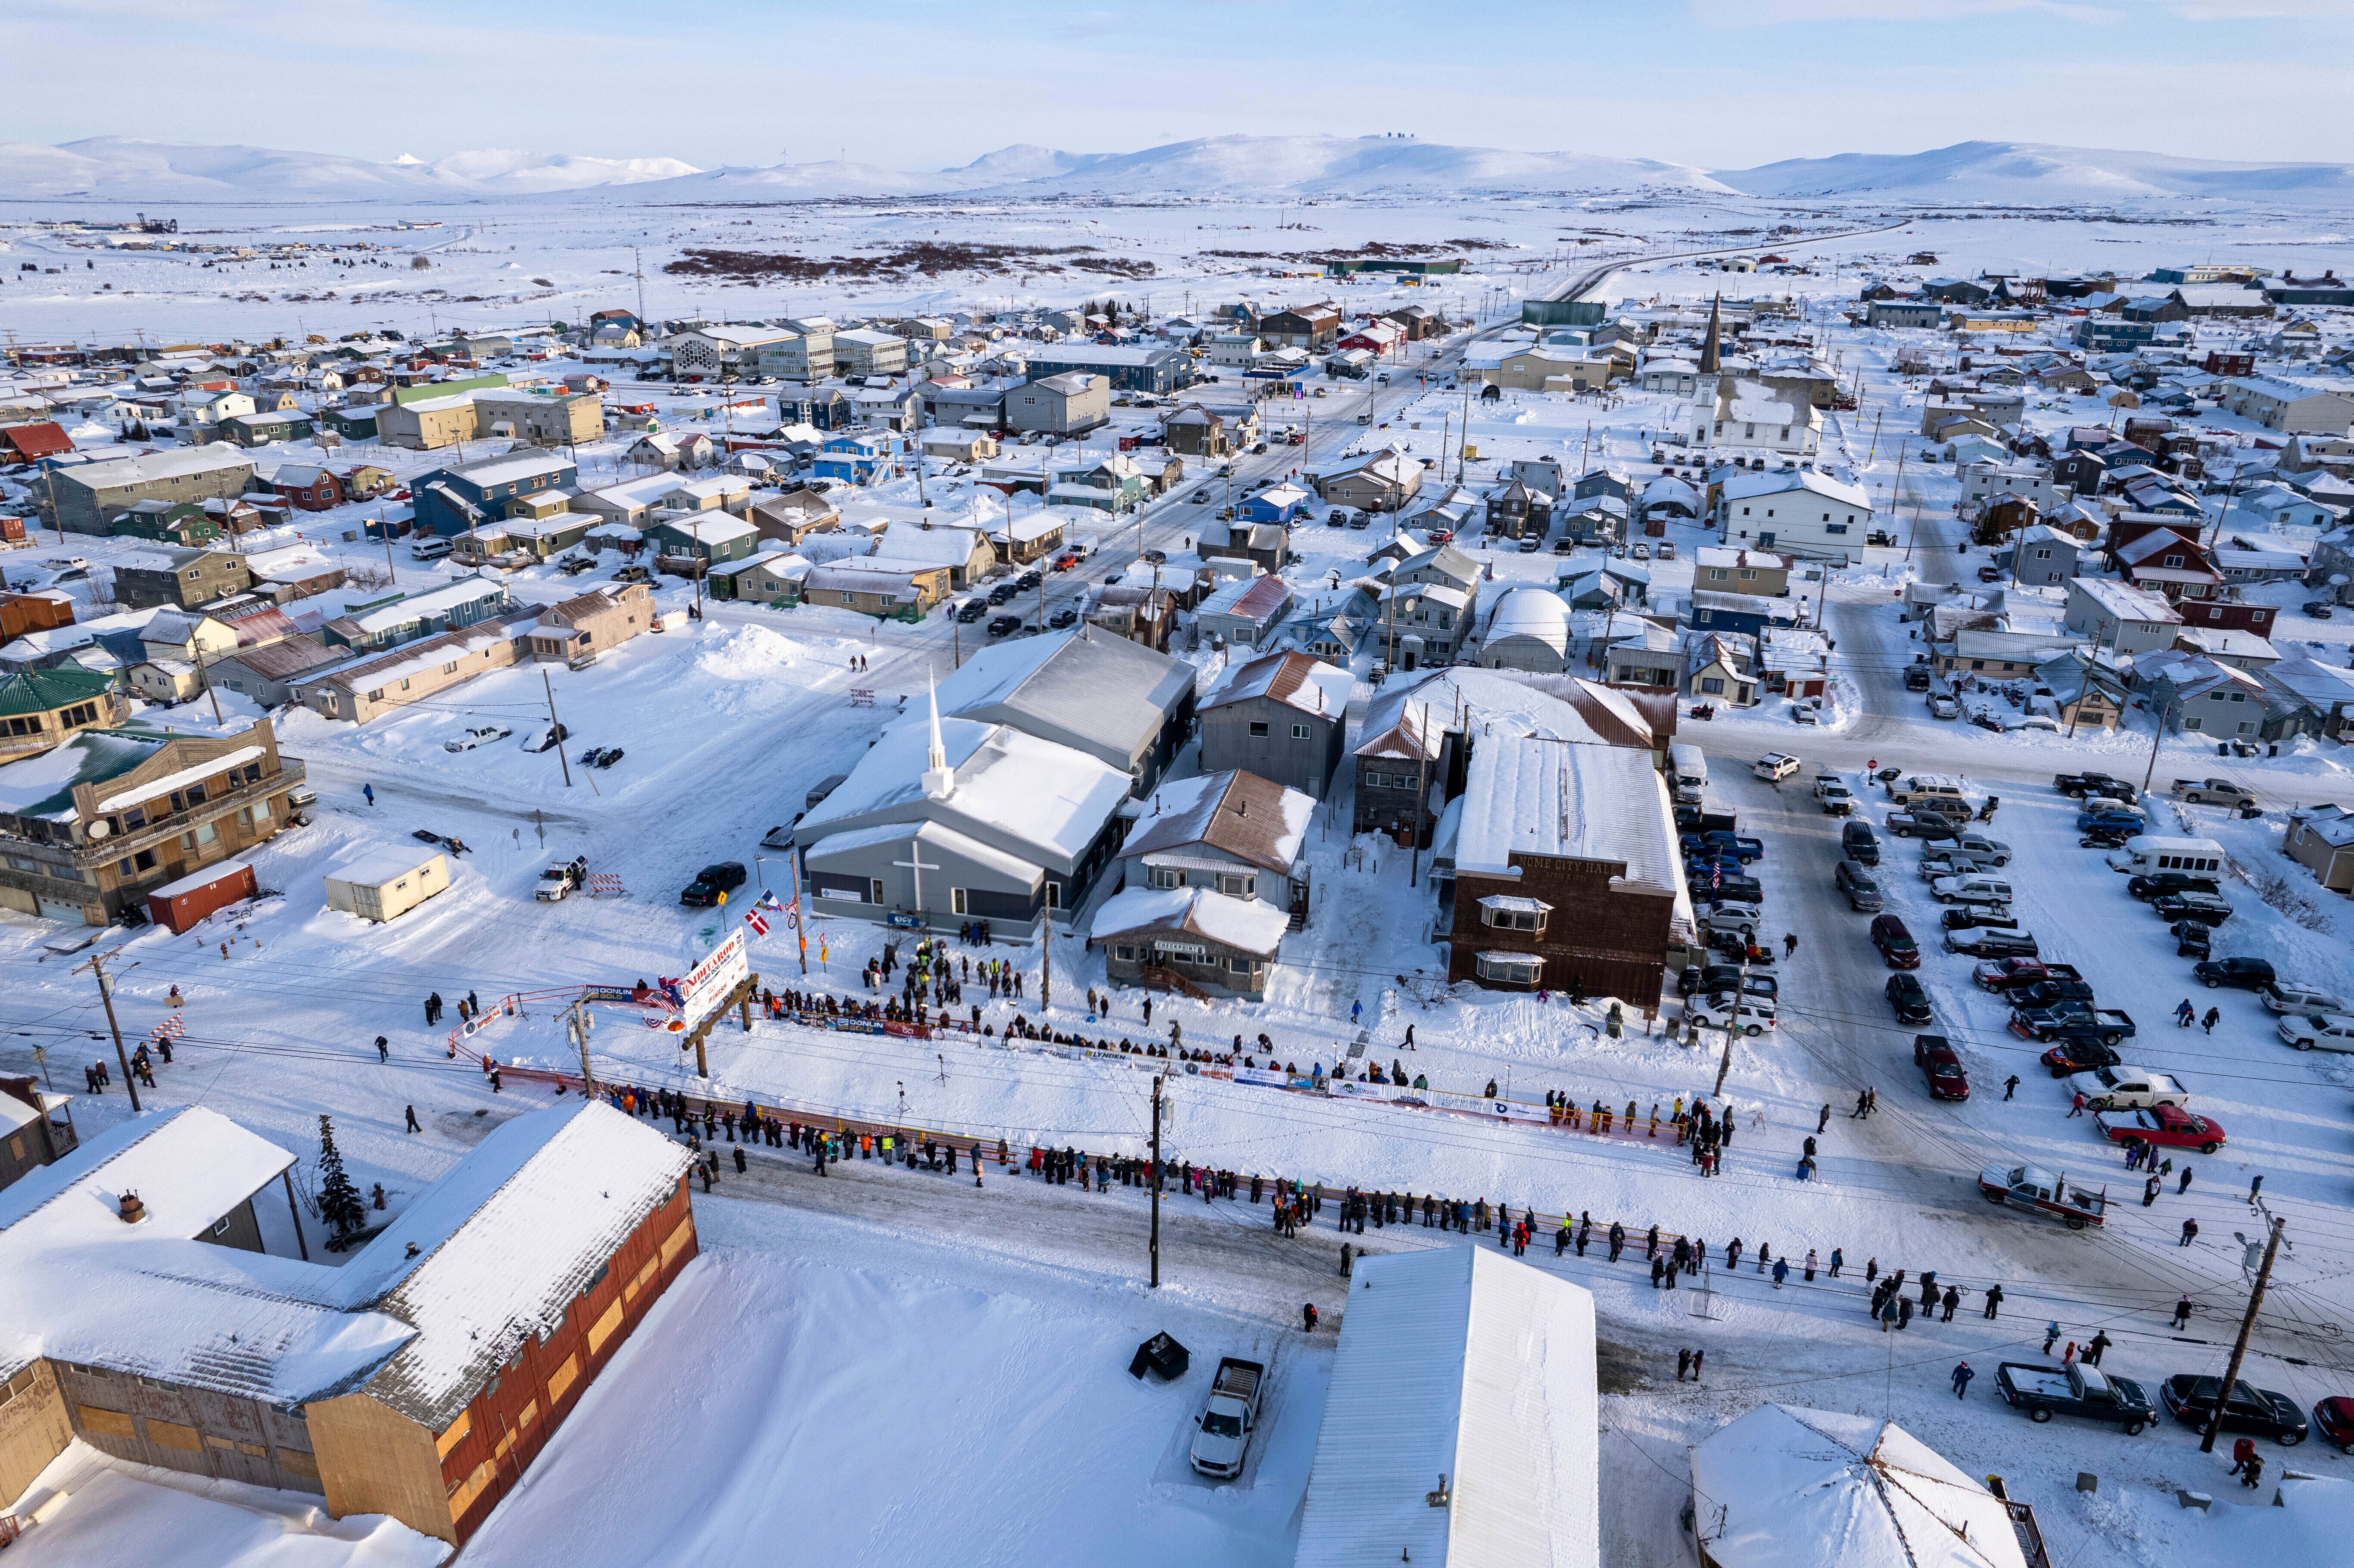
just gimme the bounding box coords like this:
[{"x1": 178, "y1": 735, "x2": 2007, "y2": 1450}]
[
  {"x1": 2159, "y1": 1376, "x2": 2309, "y2": 1445},
  {"x1": 1678, "y1": 964, "x2": 1778, "y2": 1001},
  {"x1": 2154, "y1": 890, "x2": 2233, "y2": 925},
  {"x1": 987, "y1": 614, "x2": 1023, "y2": 637},
  {"x1": 679, "y1": 862, "x2": 749, "y2": 907},
  {"x1": 955, "y1": 599, "x2": 988, "y2": 622},
  {"x1": 2194, "y1": 956, "x2": 2274, "y2": 990},
  {"x1": 1885, "y1": 973, "x2": 1933, "y2": 1025},
  {"x1": 2127, "y1": 871, "x2": 2220, "y2": 902},
  {"x1": 2170, "y1": 920, "x2": 2212, "y2": 959},
  {"x1": 1841, "y1": 820, "x2": 1881, "y2": 866}
]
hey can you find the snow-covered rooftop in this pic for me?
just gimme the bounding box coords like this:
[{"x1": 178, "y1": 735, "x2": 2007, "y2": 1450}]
[
  {"x1": 1086, "y1": 884, "x2": 1290, "y2": 958},
  {"x1": 1455, "y1": 733, "x2": 1678, "y2": 892},
  {"x1": 800, "y1": 714, "x2": 1131, "y2": 867},
  {"x1": 1119, "y1": 769, "x2": 1314, "y2": 875}
]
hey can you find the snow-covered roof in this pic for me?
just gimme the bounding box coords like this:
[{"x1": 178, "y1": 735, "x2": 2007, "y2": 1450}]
[
  {"x1": 874, "y1": 520, "x2": 987, "y2": 567},
  {"x1": 1455, "y1": 733, "x2": 1678, "y2": 892},
  {"x1": 1201, "y1": 650, "x2": 1352, "y2": 719},
  {"x1": 1717, "y1": 468, "x2": 1870, "y2": 509},
  {"x1": 800, "y1": 714, "x2": 1131, "y2": 868},
  {"x1": 343, "y1": 576, "x2": 506, "y2": 636},
  {"x1": 1688, "y1": 1405, "x2": 2026, "y2": 1568},
  {"x1": 1294, "y1": 1247, "x2": 1597, "y2": 1568},
  {"x1": 804, "y1": 817, "x2": 1039, "y2": 884},
  {"x1": 1119, "y1": 769, "x2": 1314, "y2": 875},
  {"x1": 1087, "y1": 884, "x2": 1289, "y2": 958},
  {"x1": 0, "y1": 1108, "x2": 415, "y2": 1403},
  {"x1": 2068, "y1": 576, "x2": 2180, "y2": 623},
  {"x1": 243, "y1": 543, "x2": 336, "y2": 582},
  {"x1": 1485, "y1": 587, "x2": 1571, "y2": 647},
  {"x1": 57, "y1": 442, "x2": 250, "y2": 490},
  {"x1": 92, "y1": 744, "x2": 265, "y2": 814},
  {"x1": 331, "y1": 1101, "x2": 691, "y2": 1431}
]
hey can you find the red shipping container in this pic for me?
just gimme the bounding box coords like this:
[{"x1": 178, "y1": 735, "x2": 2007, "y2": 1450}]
[{"x1": 146, "y1": 859, "x2": 257, "y2": 933}]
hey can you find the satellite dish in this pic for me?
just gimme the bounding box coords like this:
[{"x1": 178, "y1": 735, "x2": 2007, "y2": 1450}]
[{"x1": 87, "y1": 820, "x2": 111, "y2": 839}]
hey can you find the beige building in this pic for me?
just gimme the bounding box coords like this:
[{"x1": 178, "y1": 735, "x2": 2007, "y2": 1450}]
[
  {"x1": 376, "y1": 392, "x2": 480, "y2": 450},
  {"x1": 802, "y1": 559, "x2": 951, "y2": 619},
  {"x1": 525, "y1": 583, "x2": 654, "y2": 667},
  {"x1": 295, "y1": 613, "x2": 532, "y2": 723},
  {"x1": 0, "y1": 720, "x2": 303, "y2": 924},
  {"x1": 475, "y1": 390, "x2": 602, "y2": 448},
  {"x1": 2285, "y1": 804, "x2": 2354, "y2": 892},
  {"x1": 832, "y1": 328, "x2": 909, "y2": 379}
]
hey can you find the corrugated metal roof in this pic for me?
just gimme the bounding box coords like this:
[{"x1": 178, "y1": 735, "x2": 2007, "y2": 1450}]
[{"x1": 1295, "y1": 1247, "x2": 1598, "y2": 1568}]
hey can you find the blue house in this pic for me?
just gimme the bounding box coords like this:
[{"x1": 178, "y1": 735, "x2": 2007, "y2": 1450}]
[
  {"x1": 1239, "y1": 481, "x2": 1314, "y2": 526},
  {"x1": 813, "y1": 432, "x2": 889, "y2": 486},
  {"x1": 1018, "y1": 345, "x2": 1184, "y2": 395},
  {"x1": 411, "y1": 449, "x2": 579, "y2": 536},
  {"x1": 1686, "y1": 588, "x2": 1798, "y2": 639}
]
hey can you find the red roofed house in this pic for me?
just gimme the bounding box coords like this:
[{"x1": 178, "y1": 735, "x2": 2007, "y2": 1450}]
[{"x1": 0, "y1": 421, "x2": 73, "y2": 466}]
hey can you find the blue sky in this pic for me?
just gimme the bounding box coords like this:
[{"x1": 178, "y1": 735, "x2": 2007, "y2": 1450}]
[{"x1": 6, "y1": 0, "x2": 2348, "y2": 170}]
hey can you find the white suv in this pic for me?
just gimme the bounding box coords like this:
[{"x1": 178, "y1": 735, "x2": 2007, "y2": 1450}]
[
  {"x1": 1689, "y1": 994, "x2": 1777, "y2": 1036},
  {"x1": 1753, "y1": 753, "x2": 1801, "y2": 782},
  {"x1": 2277, "y1": 1013, "x2": 2354, "y2": 1053}
]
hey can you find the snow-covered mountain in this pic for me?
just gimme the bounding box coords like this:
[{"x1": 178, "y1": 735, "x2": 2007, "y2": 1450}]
[
  {"x1": 9, "y1": 134, "x2": 2344, "y2": 207},
  {"x1": 0, "y1": 137, "x2": 701, "y2": 199},
  {"x1": 1716, "y1": 140, "x2": 2354, "y2": 202}
]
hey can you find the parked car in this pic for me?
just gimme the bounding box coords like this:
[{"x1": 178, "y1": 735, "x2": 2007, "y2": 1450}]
[
  {"x1": 1996, "y1": 1361, "x2": 2153, "y2": 1433},
  {"x1": 2312, "y1": 1396, "x2": 2354, "y2": 1453},
  {"x1": 2067, "y1": 1065, "x2": 2189, "y2": 1110},
  {"x1": 1951, "y1": 833, "x2": 2011, "y2": 866},
  {"x1": 443, "y1": 724, "x2": 512, "y2": 753},
  {"x1": 2159, "y1": 1375, "x2": 2307, "y2": 1445},
  {"x1": 2095, "y1": 1103, "x2": 2226, "y2": 1154},
  {"x1": 1903, "y1": 665, "x2": 1933, "y2": 692},
  {"x1": 1886, "y1": 974, "x2": 1934, "y2": 1026},
  {"x1": 1918, "y1": 852, "x2": 1993, "y2": 882},
  {"x1": 679, "y1": 862, "x2": 749, "y2": 908},
  {"x1": 2195, "y1": 956, "x2": 2276, "y2": 990},
  {"x1": 2302, "y1": 601, "x2": 2335, "y2": 620},
  {"x1": 1871, "y1": 913, "x2": 1919, "y2": 969},
  {"x1": 1048, "y1": 608, "x2": 1079, "y2": 628},
  {"x1": 1816, "y1": 781, "x2": 1854, "y2": 815},
  {"x1": 2014, "y1": 978, "x2": 2096, "y2": 1011},
  {"x1": 1975, "y1": 958, "x2": 2082, "y2": 994},
  {"x1": 1841, "y1": 821, "x2": 1881, "y2": 865},
  {"x1": 1946, "y1": 927, "x2": 2039, "y2": 960},
  {"x1": 2277, "y1": 1013, "x2": 2354, "y2": 1052},
  {"x1": 1943, "y1": 904, "x2": 2020, "y2": 933},
  {"x1": 1678, "y1": 964, "x2": 1778, "y2": 1001},
  {"x1": 2170, "y1": 920, "x2": 2213, "y2": 958},
  {"x1": 2076, "y1": 809, "x2": 2144, "y2": 834},
  {"x1": 1834, "y1": 860, "x2": 1883, "y2": 912},
  {"x1": 1914, "y1": 1035, "x2": 1968, "y2": 1099},
  {"x1": 956, "y1": 599, "x2": 989, "y2": 622},
  {"x1": 1886, "y1": 812, "x2": 1962, "y2": 841},
  {"x1": 1700, "y1": 831, "x2": 1764, "y2": 862},
  {"x1": 536, "y1": 857, "x2": 589, "y2": 902},
  {"x1": 1931, "y1": 874, "x2": 2012, "y2": 905},
  {"x1": 1188, "y1": 1356, "x2": 1266, "y2": 1480},
  {"x1": 2015, "y1": 1002, "x2": 2134, "y2": 1048},
  {"x1": 987, "y1": 614, "x2": 1022, "y2": 637},
  {"x1": 611, "y1": 563, "x2": 651, "y2": 583},
  {"x1": 2153, "y1": 890, "x2": 2233, "y2": 925},
  {"x1": 2127, "y1": 870, "x2": 2220, "y2": 901},
  {"x1": 2040, "y1": 1038, "x2": 2124, "y2": 1077},
  {"x1": 1691, "y1": 994, "x2": 1778, "y2": 1036},
  {"x1": 557, "y1": 554, "x2": 598, "y2": 576},
  {"x1": 2260, "y1": 982, "x2": 2347, "y2": 1015},
  {"x1": 1052, "y1": 551, "x2": 1082, "y2": 571},
  {"x1": 520, "y1": 722, "x2": 570, "y2": 753},
  {"x1": 2054, "y1": 772, "x2": 2137, "y2": 801},
  {"x1": 1926, "y1": 694, "x2": 1960, "y2": 720},
  {"x1": 2172, "y1": 777, "x2": 2256, "y2": 808}
]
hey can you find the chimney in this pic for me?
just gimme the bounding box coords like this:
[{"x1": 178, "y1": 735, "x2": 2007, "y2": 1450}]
[{"x1": 118, "y1": 1191, "x2": 147, "y2": 1224}]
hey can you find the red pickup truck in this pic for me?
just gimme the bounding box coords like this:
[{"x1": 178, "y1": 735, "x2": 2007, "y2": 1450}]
[{"x1": 1975, "y1": 958, "x2": 2084, "y2": 994}]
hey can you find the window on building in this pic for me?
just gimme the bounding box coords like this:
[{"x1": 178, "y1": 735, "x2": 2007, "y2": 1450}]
[
  {"x1": 1700, "y1": 677, "x2": 1725, "y2": 695},
  {"x1": 1218, "y1": 873, "x2": 1257, "y2": 898},
  {"x1": 1290, "y1": 723, "x2": 1311, "y2": 740},
  {"x1": 1248, "y1": 721, "x2": 1269, "y2": 737},
  {"x1": 1147, "y1": 866, "x2": 1183, "y2": 890},
  {"x1": 1476, "y1": 954, "x2": 1541, "y2": 986}
]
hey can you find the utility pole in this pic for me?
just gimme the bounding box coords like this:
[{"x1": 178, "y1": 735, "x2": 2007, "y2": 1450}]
[
  {"x1": 2201, "y1": 1215, "x2": 2285, "y2": 1453},
  {"x1": 2142, "y1": 697, "x2": 2177, "y2": 794},
  {"x1": 75, "y1": 949, "x2": 141, "y2": 1113},
  {"x1": 570, "y1": 997, "x2": 596, "y2": 1098},
  {"x1": 542, "y1": 671, "x2": 573, "y2": 787},
  {"x1": 1039, "y1": 914, "x2": 1051, "y2": 1010},
  {"x1": 193, "y1": 639, "x2": 223, "y2": 725},
  {"x1": 1149, "y1": 1073, "x2": 1164, "y2": 1288},
  {"x1": 380, "y1": 509, "x2": 397, "y2": 585},
  {"x1": 788, "y1": 852, "x2": 809, "y2": 977}
]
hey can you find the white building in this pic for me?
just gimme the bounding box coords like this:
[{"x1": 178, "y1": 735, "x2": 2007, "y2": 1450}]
[
  {"x1": 1689, "y1": 377, "x2": 1822, "y2": 456},
  {"x1": 1715, "y1": 470, "x2": 1873, "y2": 562},
  {"x1": 1295, "y1": 1247, "x2": 1598, "y2": 1568}
]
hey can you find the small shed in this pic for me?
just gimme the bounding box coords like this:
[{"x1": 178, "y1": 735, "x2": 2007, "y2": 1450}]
[
  {"x1": 324, "y1": 847, "x2": 450, "y2": 923},
  {"x1": 145, "y1": 859, "x2": 257, "y2": 933}
]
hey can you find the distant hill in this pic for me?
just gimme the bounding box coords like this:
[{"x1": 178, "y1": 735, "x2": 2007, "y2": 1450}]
[
  {"x1": 0, "y1": 137, "x2": 701, "y2": 199},
  {"x1": 6, "y1": 134, "x2": 2342, "y2": 206},
  {"x1": 1714, "y1": 140, "x2": 2354, "y2": 202}
]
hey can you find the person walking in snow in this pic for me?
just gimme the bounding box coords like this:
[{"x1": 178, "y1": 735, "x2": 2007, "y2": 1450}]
[
  {"x1": 2084, "y1": 1331, "x2": 2111, "y2": 1367},
  {"x1": 2004, "y1": 1074, "x2": 2020, "y2": 1100},
  {"x1": 1783, "y1": 932, "x2": 1798, "y2": 958},
  {"x1": 1817, "y1": 1103, "x2": 1830, "y2": 1134},
  {"x1": 2201, "y1": 1006, "x2": 2220, "y2": 1035},
  {"x1": 2068, "y1": 1091, "x2": 2087, "y2": 1117},
  {"x1": 1676, "y1": 1349, "x2": 1691, "y2": 1381},
  {"x1": 2174, "y1": 998, "x2": 2195, "y2": 1027},
  {"x1": 363, "y1": 783, "x2": 374, "y2": 807},
  {"x1": 1339, "y1": 1242, "x2": 1353, "y2": 1278},
  {"x1": 375, "y1": 1036, "x2": 389, "y2": 1063},
  {"x1": 1951, "y1": 1362, "x2": 1975, "y2": 1399},
  {"x1": 1804, "y1": 1248, "x2": 1818, "y2": 1282},
  {"x1": 405, "y1": 1104, "x2": 421, "y2": 1134},
  {"x1": 2179, "y1": 1166, "x2": 2194, "y2": 1195},
  {"x1": 2172, "y1": 1296, "x2": 2193, "y2": 1330},
  {"x1": 1941, "y1": 1286, "x2": 1960, "y2": 1322},
  {"x1": 1689, "y1": 1348, "x2": 1704, "y2": 1381},
  {"x1": 1771, "y1": 1257, "x2": 1789, "y2": 1290},
  {"x1": 1301, "y1": 1303, "x2": 1318, "y2": 1333},
  {"x1": 2144, "y1": 1174, "x2": 2161, "y2": 1207},
  {"x1": 1982, "y1": 1283, "x2": 2004, "y2": 1318}
]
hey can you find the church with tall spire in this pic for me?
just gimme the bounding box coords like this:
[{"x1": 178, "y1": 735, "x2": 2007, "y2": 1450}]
[{"x1": 1697, "y1": 293, "x2": 1723, "y2": 374}]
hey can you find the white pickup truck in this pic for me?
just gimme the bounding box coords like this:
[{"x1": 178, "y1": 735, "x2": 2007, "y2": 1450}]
[
  {"x1": 2065, "y1": 1064, "x2": 2189, "y2": 1111},
  {"x1": 1189, "y1": 1356, "x2": 1265, "y2": 1479}
]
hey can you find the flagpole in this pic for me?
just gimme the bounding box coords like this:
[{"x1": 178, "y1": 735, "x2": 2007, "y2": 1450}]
[{"x1": 788, "y1": 851, "x2": 809, "y2": 977}]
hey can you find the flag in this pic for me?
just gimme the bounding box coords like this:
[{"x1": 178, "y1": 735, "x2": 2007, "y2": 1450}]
[{"x1": 744, "y1": 908, "x2": 770, "y2": 937}]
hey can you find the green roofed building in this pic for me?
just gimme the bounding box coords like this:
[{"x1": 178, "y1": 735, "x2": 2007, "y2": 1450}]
[{"x1": 0, "y1": 668, "x2": 130, "y2": 765}]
